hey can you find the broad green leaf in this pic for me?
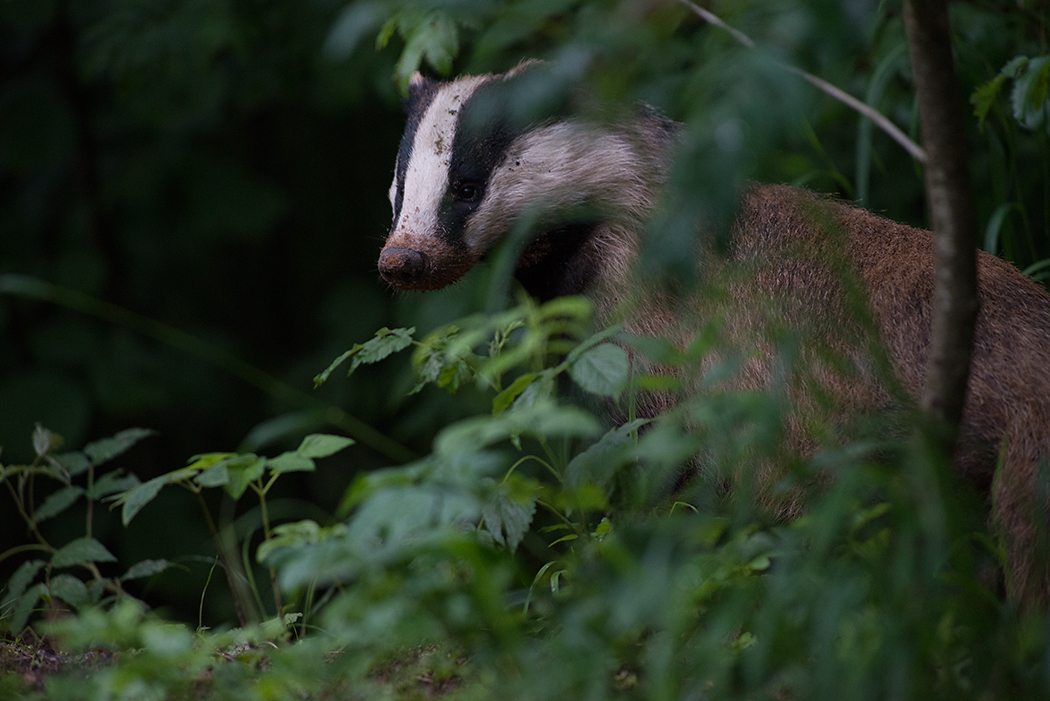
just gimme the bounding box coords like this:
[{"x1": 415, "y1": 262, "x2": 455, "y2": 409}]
[
  {"x1": 567, "y1": 343, "x2": 630, "y2": 399},
  {"x1": 51, "y1": 537, "x2": 117, "y2": 568},
  {"x1": 539, "y1": 295, "x2": 593, "y2": 321},
  {"x1": 295, "y1": 434, "x2": 354, "y2": 459},
  {"x1": 492, "y1": 372, "x2": 538, "y2": 416},
  {"x1": 565, "y1": 418, "x2": 650, "y2": 489},
  {"x1": 122, "y1": 559, "x2": 173, "y2": 581},
  {"x1": 971, "y1": 55, "x2": 1027, "y2": 125},
  {"x1": 141, "y1": 623, "x2": 193, "y2": 657},
  {"x1": 83, "y1": 428, "x2": 156, "y2": 466},
  {"x1": 33, "y1": 423, "x2": 62, "y2": 457},
  {"x1": 1011, "y1": 56, "x2": 1050, "y2": 129},
  {"x1": 257, "y1": 520, "x2": 323, "y2": 562},
  {"x1": 49, "y1": 574, "x2": 88, "y2": 609},
  {"x1": 221, "y1": 454, "x2": 266, "y2": 499},
  {"x1": 396, "y1": 12, "x2": 458, "y2": 86},
  {"x1": 350, "y1": 327, "x2": 415, "y2": 372},
  {"x1": 186, "y1": 452, "x2": 237, "y2": 470},
  {"x1": 53, "y1": 451, "x2": 91, "y2": 476},
  {"x1": 313, "y1": 348, "x2": 356, "y2": 388},
  {"x1": 10, "y1": 582, "x2": 46, "y2": 633},
  {"x1": 194, "y1": 462, "x2": 230, "y2": 488},
  {"x1": 34, "y1": 485, "x2": 85, "y2": 522},
  {"x1": 3, "y1": 559, "x2": 45, "y2": 605},
  {"x1": 314, "y1": 327, "x2": 415, "y2": 387},
  {"x1": 86, "y1": 472, "x2": 140, "y2": 500},
  {"x1": 435, "y1": 400, "x2": 600, "y2": 459},
  {"x1": 117, "y1": 473, "x2": 183, "y2": 526},
  {"x1": 266, "y1": 452, "x2": 315, "y2": 474},
  {"x1": 480, "y1": 477, "x2": 538, "y2": 552}
]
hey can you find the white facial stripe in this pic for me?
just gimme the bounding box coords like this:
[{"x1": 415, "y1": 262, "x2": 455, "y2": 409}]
[{"x1": 392, "y1": 75, "x2": 490, "y2": 249}]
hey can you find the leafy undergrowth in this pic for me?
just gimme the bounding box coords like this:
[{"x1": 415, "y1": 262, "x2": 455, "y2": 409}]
[{"x1": 4, "y1": 296, "x2": 1050, "y2": 700}]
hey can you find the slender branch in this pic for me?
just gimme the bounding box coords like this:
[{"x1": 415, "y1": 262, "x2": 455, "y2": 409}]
[
  {"x1": 676, "y1": 0, "x2": 928, "y2": 163},
  {"x1": 193, "y1": 489, "x2": 255, "y2": 627},
  {"x1": 903, "y1": 0, "x2": 979, "y2": 437}
]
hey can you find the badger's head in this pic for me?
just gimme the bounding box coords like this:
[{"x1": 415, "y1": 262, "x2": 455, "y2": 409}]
[{"x1": 379, "y1": 64, "x2": 672, "y2": 299}]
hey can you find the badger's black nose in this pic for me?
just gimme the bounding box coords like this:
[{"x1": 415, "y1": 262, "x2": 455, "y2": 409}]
[{"x1": 378, "y1": 247, "x2": 429, "y2": 288}]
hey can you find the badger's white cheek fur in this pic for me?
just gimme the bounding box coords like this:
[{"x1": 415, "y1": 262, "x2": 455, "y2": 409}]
[{"x1": 463, "y1": 123, "x2": 644, "y2": 253}]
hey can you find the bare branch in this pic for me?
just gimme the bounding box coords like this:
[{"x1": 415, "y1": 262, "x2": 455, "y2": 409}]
[{"x1": 676, "y1": 0, "x2": 927, "y2": 163}]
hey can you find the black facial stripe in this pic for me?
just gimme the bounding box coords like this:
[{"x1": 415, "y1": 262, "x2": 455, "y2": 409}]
[
  {"x1": 432, "y1": 77, "x2": 519, "y2": 248},
  {"x1": 393, "y1": 77, "x2": 441, "y2": 224}
]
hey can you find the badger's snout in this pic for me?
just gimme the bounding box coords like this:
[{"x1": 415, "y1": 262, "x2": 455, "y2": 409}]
[{"x1": 378, "y1": 247, "x2": 430, "y2": 289}]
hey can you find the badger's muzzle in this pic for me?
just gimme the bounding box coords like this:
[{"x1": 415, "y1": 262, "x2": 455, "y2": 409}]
[{"x1": 378, "y1": 247, "x2": 431, "y2": 289}]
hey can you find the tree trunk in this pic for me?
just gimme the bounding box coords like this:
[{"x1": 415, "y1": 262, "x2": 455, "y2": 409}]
[{"x1": 903, "y1": 0, "x2": 979, "y2": 447}]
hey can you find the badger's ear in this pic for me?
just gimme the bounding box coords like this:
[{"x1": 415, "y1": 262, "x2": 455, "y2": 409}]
[
  {"x1": 403, "y1": 71, "x2": 438, "y2": 113},
  {"x1": 504, "y1": 59, "x2": 543, "y2": 80}
]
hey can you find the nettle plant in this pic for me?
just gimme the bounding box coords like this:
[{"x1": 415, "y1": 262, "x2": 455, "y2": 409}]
[
  {"x1": 0, "y1": 423, "x2": 354, "y2": 635},
  {"x1": 0, "y1": 426, "x2": 162, "y2": 634}
]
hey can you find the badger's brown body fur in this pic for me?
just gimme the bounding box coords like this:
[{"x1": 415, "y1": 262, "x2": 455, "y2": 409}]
[{"x1": 378, "y1": 65, "x2": 1050, "y2": 607}]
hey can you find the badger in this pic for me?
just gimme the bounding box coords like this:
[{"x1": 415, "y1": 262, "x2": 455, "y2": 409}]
[{"x1": 378, "y1": 63, "x2": 1050, "y2": 608}]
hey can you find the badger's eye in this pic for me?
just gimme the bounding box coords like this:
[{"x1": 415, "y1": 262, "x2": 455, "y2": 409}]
[{"x1": 453, "y1": 181, "x2": 481, "y2": 203}]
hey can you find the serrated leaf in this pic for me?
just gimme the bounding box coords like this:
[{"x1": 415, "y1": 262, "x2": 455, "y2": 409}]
[
  {"x1": 481, "y1": 478, "x2": 538, "y2": 552},
  {"x1": 568, "y1": 343, "x2": 630, "y2": 399},
  {"x1": 83, "y1": 428, "x2": 156, "y2": 466},
  {"x1": 86, "y1": 578, "x2": 108, "y2": 604},
  {"x1": 565, "y1": 418, "x2": 650, "y2": 489},
  {"x1": 313, "y1": 348, "x2": 356, "y2": 388},
  {"x1": 10, "y1": 583, "x2": 46, "y2": 633},
  {"x1": 86, "y1": 472, "x2": 140, "y2": 500},
  {"x1": 435, "y1": 400, "x2": 600, "y2": 459},
  {"x1": 33, "y1": 424, "x2": 62, "y2": 457},
  {"x1": 295, "y1": 434, "x2": 355, "y2": 459},
  {"x1": 221, "y1": 454, "x2": 266, "y2": 499},
  {"x1": 186, "y1": 452, "x2": 237, "y2": 470},
  {"x1": 194, "y1": 462, "x2": 230, "y2": 488},
  {"x1": 3, "y1": 559, "x2": 45, "y2": 606},
  {"x1": 266, "y1": 452, "x2": 315, "y2": 474},
  {"x1": 350, "y1": 327, "x2": 415, "y2": 372},
  {"x1": 49, "y1": 574, "x2": 88, "y2": 609},
  {"x1": 1011, "y1": 56, "x2": 1050, "y2": 130},
  {"x1": 34, "y1": 485, "x2": 85, "y2": 522},
  {"x1": 492, "y1": 373, "x2": 538, "y2": 416},
  {"x1": 117, "y1": 475, "x2": 169, "y2": 525},
  {"x1": 54, "y1": 451, "x2": 91, "y2": 477},
  {"x1": 122, "y1": 559, "x2": 173, "y2": 581},
  {"x1": 51, "y1": 537, "x2": 117, "y2": 568},
  {"x1": 314, "y1": 327, "x2": 415, "y2": 387},
  {"x1": 257, "y1": 520, "x2": 323, "y2": 562}
]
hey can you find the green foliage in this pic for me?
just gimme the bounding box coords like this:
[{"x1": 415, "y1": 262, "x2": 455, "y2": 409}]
[
  {"x1": 0, "y1": 426, "x2": 164, "y2": 635},
  {"x1": 973, "y1": 55, "x2": 1050, "y2": 133},
  {"x1": 2, "y1": 0, "x2": 1049, "y2": 699}
]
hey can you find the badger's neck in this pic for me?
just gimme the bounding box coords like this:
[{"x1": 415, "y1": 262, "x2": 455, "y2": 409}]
[{"x1": 513, "y1": 221, "x2": 602, "y2": 301}]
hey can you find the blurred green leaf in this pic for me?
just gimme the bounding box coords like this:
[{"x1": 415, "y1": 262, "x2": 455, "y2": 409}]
[
  {"x1": 295, "y1": 433, "x2": 355, "y2": 459},
  {"x1": 51, "y1": 537, "x2": 117, "y2": 568},
  {"x1": 567, "y1": 343, "x2": 629, "y2": 399},
  {"x1": 34, "y1": 485, "x2": 85, "y2": 522},
  {"x1": 266, "y1": 452, "x2": 315, "y2": 474},
  {"x1": 121, "y1": 559, "x2": 173, "y2": 581},
  {"x1": 49, "y1": 574, "x2": 89, "y2": 609},
  {"x1": 83, "y1": 428, "x2": 156, "y2": 467}
]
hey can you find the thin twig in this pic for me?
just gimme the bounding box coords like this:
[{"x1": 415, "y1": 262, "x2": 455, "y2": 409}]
[{"x1": 676, "y1": 0, "x2": 927, "y2": 163}]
